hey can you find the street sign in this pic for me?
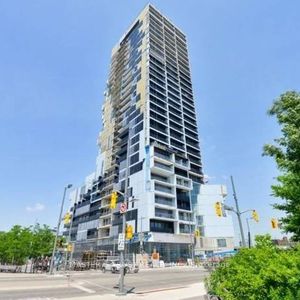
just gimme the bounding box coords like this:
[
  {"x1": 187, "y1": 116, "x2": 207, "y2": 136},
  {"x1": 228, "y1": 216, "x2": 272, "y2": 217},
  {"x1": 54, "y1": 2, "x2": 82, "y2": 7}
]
[
  {"x1": 120, "y1": 202, "x2": 127, "y2": 214},
  {"x1": 118, "y1": 233, "x2": 125, "y2": 251},
  {"x1": 139, "y1": 232, "x2": 144, "y2": 241}
]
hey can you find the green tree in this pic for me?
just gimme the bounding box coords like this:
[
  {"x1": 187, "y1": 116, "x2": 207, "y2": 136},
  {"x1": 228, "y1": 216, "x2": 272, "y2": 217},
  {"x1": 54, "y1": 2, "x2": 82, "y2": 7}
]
[
  {"x1": 0, "y1": 224, "x2": 55, "y2": 265},
  {"x1": 263, "y1": 91, "x2": 300, "y2": 240},
  {"x1": 30, "y1": 224, "x2": 55, "y2": 258},
  {"x1": 206, "y1": 235, "x2": 300, "y2": 300},
  {"x1": 4, "y1": 225, "x2": 32, "y2": 265}
]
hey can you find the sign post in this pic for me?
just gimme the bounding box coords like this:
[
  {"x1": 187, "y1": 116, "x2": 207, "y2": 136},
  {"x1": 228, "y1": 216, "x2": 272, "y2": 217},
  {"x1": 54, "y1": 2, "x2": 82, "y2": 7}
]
[{"x1": 118, "y1": 233, "x2": 125, "y2": 251}]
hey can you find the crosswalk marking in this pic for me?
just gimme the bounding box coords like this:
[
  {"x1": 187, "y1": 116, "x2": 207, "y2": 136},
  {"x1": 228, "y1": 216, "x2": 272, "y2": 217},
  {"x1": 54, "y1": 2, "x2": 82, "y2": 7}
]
[{"x1": 70, "y1": 283, "x2": 96, "y2": 294}]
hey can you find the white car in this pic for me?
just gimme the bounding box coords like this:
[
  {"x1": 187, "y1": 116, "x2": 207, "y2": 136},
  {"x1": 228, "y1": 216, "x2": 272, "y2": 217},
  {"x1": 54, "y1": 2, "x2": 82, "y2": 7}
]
[
  {"x1": 111, "y1": 260, "x2": 139, "y2": 274},
  {"x1": 102, "y1": 260, "x2": 119, "y2": 273},
  {"x1": 102, "y1": 260, "x2": 139, "y2": 274}
]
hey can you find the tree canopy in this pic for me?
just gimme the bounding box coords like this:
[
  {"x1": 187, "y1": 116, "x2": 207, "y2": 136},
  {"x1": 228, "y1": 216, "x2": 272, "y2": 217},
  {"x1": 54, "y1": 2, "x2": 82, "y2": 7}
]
[
  {"x1": 206, "y1": 235, "x2": 300, "y2": 300},
  {"x1": 0, "y1": 224, "x2": 55, "y2": 265},
  {"x1": 263, "y1": 91, "x2": 300, "y2": 240}
]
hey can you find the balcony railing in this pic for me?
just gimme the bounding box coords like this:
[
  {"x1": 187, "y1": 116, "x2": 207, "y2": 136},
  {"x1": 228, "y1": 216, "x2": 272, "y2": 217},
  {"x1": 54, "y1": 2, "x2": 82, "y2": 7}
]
[
  {"x1": 155, "y1": 212, "x2": 174, "y2": 219},
  {"x1": 154, "y1": 162, "x2": 172, "y2": 171},
  {"x1": 179, "y1": 215, "x2": 192, "y2": 221},
  {"x1": 154, "y1": 151, "x2": 172, "y2": 161},
  {"x1": 155, "y1": 197, "x2": 174, "y2": 206},
  {"x1": 176, "y1": 178, "x2": 190, "y2": 187},
  {"x1": 152, "y1": 175, "x2": 170, "y2": 183},
  {"x1": 155, "y1": 184, "x2": 173, "y2": 194},
  {"x1": 175, "y1": 158, "x2": 189, "y2": 167}
]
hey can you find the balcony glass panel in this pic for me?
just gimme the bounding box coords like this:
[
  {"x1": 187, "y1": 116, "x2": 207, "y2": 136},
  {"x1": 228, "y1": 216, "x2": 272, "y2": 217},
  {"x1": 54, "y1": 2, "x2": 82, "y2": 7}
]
[
  {"x1": 154, "y1": 148, "x2": 172, "y2": 161},
  {"x1": 155, "y1": 183, "x2": 173, "y2": 194},
  {"x1": 154, "y1": 161, "x2": 172, "y2": 171},
  {"x1": 151, "y1": 173, "x2": 169, "y2": 183},
  {"x1": 155, "y1": 208, "x2": 174, "y2": 219},
  {"x1": 155, "y1": 195, "x2": 174, "y2": 206}
]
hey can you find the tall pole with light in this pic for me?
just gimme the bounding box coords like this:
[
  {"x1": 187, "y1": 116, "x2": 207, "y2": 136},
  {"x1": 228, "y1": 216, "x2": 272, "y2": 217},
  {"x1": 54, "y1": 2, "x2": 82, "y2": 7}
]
[
  {"x1": 213, "y1": 176, "x2": 259, "y2": 248},
  {"x1": 246, "y1": 218, "x2": 251, "y2": 248},
  {"x1": 230, "y1": 176, "x2": 246, "y2": 247},
  {"x1": 64, "y1": 188, "x2": 78, "y2": 271},
  {"x1": 49, "y1": 184, "x2": 72, "y2": 275}
]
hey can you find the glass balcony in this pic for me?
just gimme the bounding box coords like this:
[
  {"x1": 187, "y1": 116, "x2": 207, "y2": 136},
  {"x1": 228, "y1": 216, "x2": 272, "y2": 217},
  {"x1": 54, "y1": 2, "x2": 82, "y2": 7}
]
[
  {"x1": 155, "y1": 208, "x2": 174, "y2": 219},
  {"x1": 151, "y1": 174, "x2": 170, "y2": 183},
  {"x1": 155, "y1": 183, "x2": 173, "y2": 194},
  {"x1": 175, "y1": 157, "x2": 189, "y2": 167},
  {"x1": 155, "y1": 196, "x2": 174, "y2": 206},
  {"x1": 176, "y1": 178, "x2": 190, "y2": 187},
  {"x1": 154, "y1": 161, "x2": 172, "y2": 171},
  {"x1": 154, "y1": 151, "x2": 172, "y2": 161},
  {"x1": 178, "y1": 213, "x2": 192, "y2": 222}
]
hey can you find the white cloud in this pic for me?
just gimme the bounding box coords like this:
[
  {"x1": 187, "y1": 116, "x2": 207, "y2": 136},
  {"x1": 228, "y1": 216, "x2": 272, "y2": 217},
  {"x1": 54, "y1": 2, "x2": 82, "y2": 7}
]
[{"x1": 26, "y1": 203, "x2": 45, "y2": 212}]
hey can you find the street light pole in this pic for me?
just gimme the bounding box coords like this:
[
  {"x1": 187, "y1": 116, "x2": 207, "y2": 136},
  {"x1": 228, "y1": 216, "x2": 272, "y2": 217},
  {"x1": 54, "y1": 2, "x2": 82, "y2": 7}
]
[
  {"x1": 49, "y1": 184, "x2": 72, "y2": 275},
  {"x1": 230, "y1": 176, "x2": 246, "y2": 247},
  {"x1": 246, "y1": 218, "x2": 252, "y2": 248},
  {"x1": 189, "y1": 217, "x2": 194, "y2": 265},
  {"x1": 118, "y1": 126, "x2": 132, "y2": 295},
  {"x1": 139, "y1": 216, "x2": 146, "y2": 254},
  {"x1": 64, "y1": 188, "x2": 78, "y2": 272}
]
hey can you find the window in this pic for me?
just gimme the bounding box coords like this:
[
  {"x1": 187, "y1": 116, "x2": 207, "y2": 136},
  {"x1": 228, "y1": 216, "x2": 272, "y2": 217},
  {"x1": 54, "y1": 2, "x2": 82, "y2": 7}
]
[
  {"x1": 130, "y1": 143, "x2": 139, "y2": 154},
  {"x1": 150, "y1": 129, "x2": 168, "y2": 143},
  {"x1": 217, "y1": 239, "x2": 227, "y2": 248},
  {"x1": 131, "y1": 134, "x2": 140, "y2": 145},
  {"x1": 130, "y1": 161, "x2": 143, "y2": 175},
  {"x1": 134, "y1": 122, "x2": 143, "y2": 134},
  {"x1": 130, "y1": 153, "x2": 139, "y2": 165},
  {"x1": 136, "y1": 93, "x2": 141, "y2": 102},
  {"x1": 196, "y1": 216, "x2": 203, "y2": 226},
  {"x1": 150, "y1": 219, "x2": 174, "y2": 233}
]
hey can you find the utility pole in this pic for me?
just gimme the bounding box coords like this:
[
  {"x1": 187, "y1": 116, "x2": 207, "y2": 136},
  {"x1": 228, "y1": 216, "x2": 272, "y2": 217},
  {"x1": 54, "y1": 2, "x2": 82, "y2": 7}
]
[
  {"x1": 49, "y1": 184, "x2": 72, "y2": 275},
  {"x1": 139, "y1": 216, "x2": 146, "y2": 254},
  {"x1": 230, "y1": 176, "x2": 246, "y2": 247},
  {"x1": 64, "y1": 188, "x2": 77, "y2": 272},
  {"x1": 189, "y1": 216, "x2": 194, "y2": 265},
  {"x1": 118, "y1": 126, "x2": 132, "y2": 296},
  {"x1": 246, "y1": 218, "x2": 251, "y2": 248}
]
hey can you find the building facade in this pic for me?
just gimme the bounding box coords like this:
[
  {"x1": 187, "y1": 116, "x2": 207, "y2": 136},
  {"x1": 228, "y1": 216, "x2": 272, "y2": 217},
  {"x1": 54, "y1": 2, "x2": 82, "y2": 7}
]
[{"x1": 65, "y1": 4, "x2": 235, "y2": 262}]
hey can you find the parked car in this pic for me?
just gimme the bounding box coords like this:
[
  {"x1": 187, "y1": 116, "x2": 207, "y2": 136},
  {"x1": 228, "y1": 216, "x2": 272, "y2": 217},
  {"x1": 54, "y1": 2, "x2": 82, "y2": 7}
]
[
  {"x1": 102, "y1": 260, "x2": 119, "y2": 273},
  {"x1": 111, "y1": 260, "x2": 139, "y2": 274},
  {"x1": 102, "y1": 259, "x2": 139, "y2": 274}
]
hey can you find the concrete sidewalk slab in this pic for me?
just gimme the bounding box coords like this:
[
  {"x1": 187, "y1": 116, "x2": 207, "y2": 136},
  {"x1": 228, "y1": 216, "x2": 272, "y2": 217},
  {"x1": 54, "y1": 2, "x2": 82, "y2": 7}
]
[{"x1": 63, "y1": 282, "x2": 207, "y2": 300}]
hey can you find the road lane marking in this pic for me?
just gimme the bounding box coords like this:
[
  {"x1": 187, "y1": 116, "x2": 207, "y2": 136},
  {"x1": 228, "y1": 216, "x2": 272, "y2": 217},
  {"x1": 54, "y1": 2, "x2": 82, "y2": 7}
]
[
  {"x1": 0, "y1": 284, "x2": 67, "y2": 291},
  {"x1": 79, "y1": 279, "x2": 116, "y2": 292},
  {"x1": 70, "y1": 283, "x2": 96, "y2": 294}
]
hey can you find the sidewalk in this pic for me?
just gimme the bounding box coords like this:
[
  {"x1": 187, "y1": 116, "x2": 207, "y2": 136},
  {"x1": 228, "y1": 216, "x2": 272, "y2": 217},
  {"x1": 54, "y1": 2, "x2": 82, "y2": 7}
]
[{"x1": 64, "y1": 282, "x2": 207, "y2": 300}]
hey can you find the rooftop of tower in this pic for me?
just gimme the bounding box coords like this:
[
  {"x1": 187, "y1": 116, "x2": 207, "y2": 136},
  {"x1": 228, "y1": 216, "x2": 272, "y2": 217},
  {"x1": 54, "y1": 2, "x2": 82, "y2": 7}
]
[{"x1": 112, "y1": 3, "x2": 186, "y2": 56}]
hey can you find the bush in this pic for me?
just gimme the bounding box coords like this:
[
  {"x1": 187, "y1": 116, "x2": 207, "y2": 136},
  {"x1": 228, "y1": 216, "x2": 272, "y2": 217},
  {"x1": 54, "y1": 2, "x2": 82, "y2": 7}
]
[{"x1": 206, "y1": 235, "x2": 300, "y2": 300}]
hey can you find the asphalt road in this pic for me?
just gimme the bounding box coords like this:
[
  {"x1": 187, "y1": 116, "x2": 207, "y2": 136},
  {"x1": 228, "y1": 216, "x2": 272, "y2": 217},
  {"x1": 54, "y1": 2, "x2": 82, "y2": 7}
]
[{"x1": 0, "y1": 267, "x2": 209, "y2": 300}]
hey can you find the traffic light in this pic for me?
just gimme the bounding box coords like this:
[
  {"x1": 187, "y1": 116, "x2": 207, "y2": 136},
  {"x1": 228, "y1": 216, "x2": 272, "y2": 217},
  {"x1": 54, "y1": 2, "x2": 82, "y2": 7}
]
[
  {"x1": 252, "y1": 210, "x2": 259, "y2": 222},
  {"x1": 63, "y1": 212, "x2": 71, "y2": 224},
  {"x1": 57, "y1": 238, "x2": 64, "y2": 248},
  {"x1": 215, "y1": 202, "x2": 223, "y2": 217},
  {"x1": 125, "y1": 224, "x2": 133, "y2": 240},
  {"x1": 110, "y1": 191, "x2": 117, "y2": 209},
  {"x1": 194, "y1": 229, "x2": 200, "y2": 237},
  {"x1": 271, "y1": 218, "x2": 278, "y2": 229},
  {"x1": 67, "y1": 243, "x2": 73, "y2": 252}
]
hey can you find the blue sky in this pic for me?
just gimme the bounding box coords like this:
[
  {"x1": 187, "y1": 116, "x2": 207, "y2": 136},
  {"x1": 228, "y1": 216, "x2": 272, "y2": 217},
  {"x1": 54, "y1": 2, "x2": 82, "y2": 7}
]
[{"x1": 0, "y1": 0, "x2": 299, "y2": 241}]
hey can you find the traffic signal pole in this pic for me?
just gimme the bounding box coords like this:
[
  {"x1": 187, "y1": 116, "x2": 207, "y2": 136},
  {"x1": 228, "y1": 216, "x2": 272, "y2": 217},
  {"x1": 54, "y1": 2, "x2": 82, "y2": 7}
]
[
  {"x1": 117, "y1": 126, "x2": 132, "y2": 296},
  {"x1": 64, "y1": 191, "x2": 77, "y2": 272},
  {"x1": 230, "y1": 176, "x2": 246, "y2": 247},
  {"x1": 49, "y1": 184, "x2": 72, "y2": 275},
  {"x1": 246, "y1": 218, "x2": 252, "y2": 248}
]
